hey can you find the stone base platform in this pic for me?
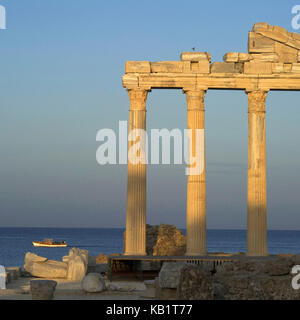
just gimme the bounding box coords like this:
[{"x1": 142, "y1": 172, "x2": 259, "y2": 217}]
[{"x1": 107, "y1": 254, "x2": 237, "y2": 281}]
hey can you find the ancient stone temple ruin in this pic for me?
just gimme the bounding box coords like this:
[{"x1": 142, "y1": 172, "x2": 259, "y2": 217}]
[{"x1": 122, "y1": 23, "x2": 300, "y2": 257}]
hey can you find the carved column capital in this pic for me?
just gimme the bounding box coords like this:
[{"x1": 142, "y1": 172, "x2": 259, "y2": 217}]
[
  {"x1": 127, "y1": 89, "x2": 148, "y2": 110},
  {"x1": 247, "y1": 90, "x2": 268, "y2": 113},
  {"x1": 185, "y1": 90, "x2": 206, "y2": 111}
]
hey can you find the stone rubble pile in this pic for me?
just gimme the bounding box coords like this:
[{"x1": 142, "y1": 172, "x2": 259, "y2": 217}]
[
  {"x1": 24, "y1": 247, "x2": 89, "y2": 281},
  {"x1": 155, "y1": 254, "x2": 300, "y2": 300},
  {"x1": 124, "y1": 224, "x2": 186, "y2": 256},
  {"x1": 218, "y1": 22, "x2": 300, "y2": 74},
  {"x1": 125, "y1": 23, "x2": 300, "y2": 76}
]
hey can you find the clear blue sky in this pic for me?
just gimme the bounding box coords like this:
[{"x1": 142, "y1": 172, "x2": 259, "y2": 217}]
[{"x1": 0, "y1": 0, "x2": 299, "y2": 229}]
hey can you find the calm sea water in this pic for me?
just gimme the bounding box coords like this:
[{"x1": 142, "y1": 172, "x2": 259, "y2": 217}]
[{"x1": 0, "y1": 228, "x2": 299, "y2": 267}]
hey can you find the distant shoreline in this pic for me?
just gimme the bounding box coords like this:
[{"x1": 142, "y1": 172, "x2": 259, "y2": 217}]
[{"x1": 0, "y1": 227, "x2": 300, "y2": 232}]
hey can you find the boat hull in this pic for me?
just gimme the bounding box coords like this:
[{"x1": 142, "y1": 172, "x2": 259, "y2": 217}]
[{"x1": 32, "y1": 242, "x2": 67, "y2": 248}]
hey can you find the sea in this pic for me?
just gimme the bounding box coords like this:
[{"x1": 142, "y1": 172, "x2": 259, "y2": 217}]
[{"x1": 0, "y1": 228, "x2": 299, "y2": 267}]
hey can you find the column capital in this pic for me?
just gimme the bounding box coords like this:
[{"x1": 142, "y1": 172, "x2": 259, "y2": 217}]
[
  {"x1": 127, "y1": 89, "x2": 149, "y2": 110},
  {"x1": 184, "y1": 90, "x2": 206, "y2": 111},
  {"x1": 246, "y1": 90, "x2": 268, "y2": 113}
]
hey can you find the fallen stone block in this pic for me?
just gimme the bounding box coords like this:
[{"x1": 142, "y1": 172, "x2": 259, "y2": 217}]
[
  {"x1": 67, "y1": 255, "x2": 87, "y2": 281},
  {"x1": 81, "y1": 273, "x2": 106, "y2": 293},
  {"x1": 24, "y1": 252, "x2": 68, "y2": 279},
  {"x1": 141, "y1": 279, "x2": 155, "y2": 298},
  {"x1": 30, "y1": 260, "x2": 68, "y2": 279},
  {"x1": 159, "y1": 262, "x2": 186, "y2": 289},
  {"x1": 24, "y1": 252, "x2": 47, "y2": 267},
  {"x1": 30, "y1": 280, "x2": 57, "y2": 300}
]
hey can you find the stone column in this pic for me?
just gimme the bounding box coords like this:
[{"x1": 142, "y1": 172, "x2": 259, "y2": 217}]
[
  {"x1": 124, "y1": 89, "x2": 148, "y2": 256},
  {"x1": 185, "y1": 90, "x2": 207, "y2": 256},
  {"x1": 247, "y1": 90, "x2": 268, "y2": 256}
]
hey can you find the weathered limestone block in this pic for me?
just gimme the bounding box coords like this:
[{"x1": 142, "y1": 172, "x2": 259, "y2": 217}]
[
  {"x1": 255, "y1": 25, "x2": 289, "y2": 44},
  {"x1": 272, "y1": 63, "x2": 292, "y2": 73},
  {"x1": 181, "y1": 60, "x2": 210, "y2": 73},
  {"x1": 122, "y1": 74, "x2": 138, "y2": 87},
  {"x1": 251, "y1": 53, "x2": 279, "y2": 62},
  {"x1": 177, "y1": 264, "x2": 213, "y2": 300},
  {"x1": 291, "y1": 63, "x2": 300, "y2": 73},
  {"x1": 244, "y1": 61, "x2": 272, "y2": 74},
  {"x1": 142, "y1": 280, "x2": 156, "y2": 298},
  {"x1": 30, "y1": 280, "x2": 57, "y2": 300},
  {"x1": 252, "y1": 22, "x2": 269, "y2": 32},
  {"x1": 223, "y1": 52, "x2": 253, "y2": 63},
  {"x1": 238, "y1": 53, "x2": 253, "y2": 62},
  {"x1": 158, "y1": 262, "x2": 186, "y2": 289},
  {"x1": 223, "y1": 52, "x2": 239, "y2": 62},
  {"x1": 67, "y1": 255, "x2": 87, "y2": 281},
  {"x1": 260, "y1": 28, "x2": 300, "y2": 51},
  {"x1": 248, "y1": 32, "x2": 275, "y2": 53},
  {"x1": 151, "y1": 61, "x2": 183, "y2": 73},
  {"x1": 24, "y1": 252, "x2": 47, "y2": 266},
  {"x1": 30, "y1": 260, "x2": 68, "y2": 279},
  {"x1": 24, "y1": 252, "x2": 68, "y2": 278},
  {"x1": 275, "y1": 42, "x2": 298, "y2": 63},
  {"x1": 63, "y1": 247, "x2": 89, "y2": 281},
  {"x1": 63, "y1": 248, "x2": 89, "y2": 266},
  {"x1": 125, "y1": 61, "x2": 151, "y2": 73},
  {"x1": 81, "y1": 273, "x2": 106, "y2": 293},
  {"x1": 211, "y1": 62, "x2": 243, "y2": 73},
  {"x1": 252, "y1": 23, "x2": 300, "y2": 53},
  {"x1": 180, "y1": 52, "x2": 211, "y2": 62},
  {"x1": 190, "y1": 61, "x2": 210, "y2": 73},
  {"x1": 298, "y1": 51, "x2": 300, "y2": 62}
]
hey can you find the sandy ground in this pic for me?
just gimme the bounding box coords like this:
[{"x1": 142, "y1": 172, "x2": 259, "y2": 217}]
[{"x1": 0, "y1": 277, "x2": 152, "y2": 300}]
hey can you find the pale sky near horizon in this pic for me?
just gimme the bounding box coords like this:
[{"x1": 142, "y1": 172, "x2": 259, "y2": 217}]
[{"x1": 0, "y1": 0, "x2": 299, "y2": 229}]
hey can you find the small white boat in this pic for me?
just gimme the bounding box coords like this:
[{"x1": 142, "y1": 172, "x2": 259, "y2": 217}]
[{"x1": 32, "y1": 239, "x2": 67, "y2": 248}]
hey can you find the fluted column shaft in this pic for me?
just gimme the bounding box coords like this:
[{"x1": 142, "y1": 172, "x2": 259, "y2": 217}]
[
  {"x1": 124, "y1": 89, "x2": 148, "y2": 256},
  {"x1": 247, "y1": 90, "x2": 268, "y2": 256},
  {"x1": 185, "y1": 90, "x2": 207, "y2": 256}
]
